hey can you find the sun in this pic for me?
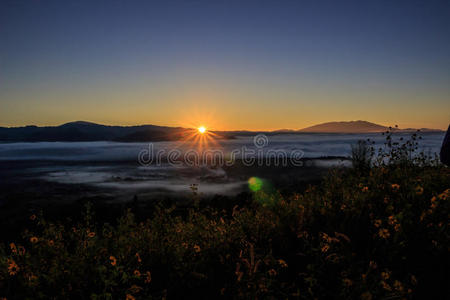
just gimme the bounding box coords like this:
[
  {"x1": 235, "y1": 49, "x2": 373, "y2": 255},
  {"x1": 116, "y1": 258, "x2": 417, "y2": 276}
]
[{"x1": 198, "y1": 126, "x2": 206, "y2": 134}]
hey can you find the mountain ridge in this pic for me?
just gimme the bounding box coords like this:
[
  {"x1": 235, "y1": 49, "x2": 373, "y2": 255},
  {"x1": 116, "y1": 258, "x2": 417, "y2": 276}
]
[{"x1": 0, "y1": 120, "x2": 443, "y2": 142}]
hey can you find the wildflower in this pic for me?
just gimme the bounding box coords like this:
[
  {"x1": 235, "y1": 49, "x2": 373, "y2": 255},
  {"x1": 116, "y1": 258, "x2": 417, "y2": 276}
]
[
  {"x1": 145, "y1": 271, "x2": 152, "y2": 283},
  {"x1": 361, "y1": 291, "x2": 373, "y2": 300},
  {"x1": 129, "y1": 285, "x2": 142, "y2": 293},
  {"x1": 126, "y1": 295, "x2": 135, "y2": 300},
  {"x1": 369, "y1": 261, "x2": 377, "y2": 269},
  {"x1": 193, "y1": 245, "x2": 201, "y2": 253},
  {"x1": 48, "y1": 240, "x2": 54, "y2": 246},
  {"x1": 381, "y1": 271, "x2": 391, "y2": 280},
  {"x1": 321, "y1": 244, "x2": 330, "y2": 253},
  {"x1": 419, "y1": 211, "x2": 426, "y2": 221},
  {"x1": 374, "y1": 219, "x2": 382, "y2": 228},
  {"x1": 9, "y1": 243, "x2": 17, "y2": 254},
  {"x1": 110, "y1": 256, "x2": 117, "y2": 266},
  {"x1": 8, "y1": 259, "x2": 19, "y2": 276},
  {"x1": 380, "y1": 280, "x2": 391, "y2": 291},
  {"x1": 135, "y1": 252, "x2": 142, "y2": 263},
  {"x1": 394, "y1": 223, "x2": 401, "y2": 232},
  {"x1": 30, "y1": 236, "x2": 38, "y2": 243},
  {"x1": 27, "y1": 273, "x2": 38, "y2": 282},
  {"x1": 410, "y1": 275, "x2": 417, "y2": 285},
  {"x1": 378, "y1": 228, "x2": 390, "y2": 239},
  {"x1": 415, "y1": 186, "x2": 424, "y2": 195},
  {"x1": 133, "y1": 270, "x2": 141, "y2": 277},
  {"x1": 87, "y1": 232, "x2": 96, "y2": 238},
  {"x1": 391, "y1": 184, "x2": 400, "y2": 191},
  {"x1": 268, "y1": 269, "x2": 277, "y2": 276},
  {"x1": 361, "y1": 186, "x2": 369, "y2": 192},
  {"x1": 393, "y1": 280, "x2": 404, "y2": 292},
  {"x1": 387, "y1": 216, "x2": 396, "y2": 225},
  {"x1": 343, "y1": 278, "x2": 353, "y2": 287},
  {"x1": 278, "y1": 259, "x2": 288, "y2": 268},
  {"x1": 438, "y1": 188, "x2": 450, "y2": 200},
  {"x1": 30, "y1": 214, "x2": 36, "y2": 221}
]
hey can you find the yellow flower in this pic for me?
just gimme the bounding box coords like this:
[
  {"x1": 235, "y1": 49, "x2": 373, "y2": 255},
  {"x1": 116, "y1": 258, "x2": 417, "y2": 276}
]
[
  {"x1": 129, "y1": 285, "x2": 143, "y2": 293},
  {"x1": 380, "y1": 280, "x2": 391, "y2": 291},
  {"x1": 378, "y1": 228, "x2": 390, "y2": 239},
  {"x1": 135, "y1": 252, "x2": 142, "y2": 263},
  {"x1": 343, "y1": 278, "x2": 353, "y2": 287},
  {"x1": 110, "y1": 256, "x2": 117, "y2": 266},
  {"x1": 30, "y1": 236, "x2": 38, "y2": 243},
  {"x1": 9, "y1": 243, "x2": 17, "y2": 254},
  {"x1": 381, "y1": 271, "x2": 391, "y2": 280},
  {"x1": 393, "y1": 280, "x2": 404, "y2": 292},
  {"x1": 391, "y1": 184, "x2": 400, "y2": 191},
  {"x1": 125, "y1": 295, "x2": 135, "y2": 300},
  {"x1": 387, "y1": 215, "x2": 396, "y2": 225},
  {"x1": 438, "y1": 188, "x2": 449, "y2": 200},
  {"x1": 7, "y1": 259, "x2": 19, "y2": 276},
  {"x1": 374, "y1": 219, "x2": 382, "y2": 228},
  {"x1": 87, "y1": 232, "x2": 96, "y2": 238},
  {"x1": 321, "y1": 244, "x2": 330, "y2": 253},
  {"x1": 278, "y1": 259, "x2": 288, "y2": 268},
  {"x1": 193, "y1": 245, "x2": 201, "y2": 253},
  {"x1": 145, "y1": 271, "x2": 152, "y2": 283},
  {"x1": 415, "y1": 186, "x2": 424, "y2": 195},
  {"x1": 361, "y1": 291, "x2": 372, "y2": 300}
]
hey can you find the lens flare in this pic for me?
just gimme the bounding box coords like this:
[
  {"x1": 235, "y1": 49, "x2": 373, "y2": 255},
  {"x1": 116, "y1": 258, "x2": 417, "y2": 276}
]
[
  {"x1": 198, "y1": 126, "x2": 206, "y2": 134},
  {"x1": 248, "y1": 177, "x2": 263, "y2": 192}
]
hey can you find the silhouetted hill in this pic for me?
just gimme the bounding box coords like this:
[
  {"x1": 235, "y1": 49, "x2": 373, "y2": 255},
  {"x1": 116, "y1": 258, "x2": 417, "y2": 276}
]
[
  {"x1": 296, "y1": 121, "x2": 443, "y2": 133},
  {"x1": 298, "y1": 121, "x2": 387, "y2": 133},
  {"x1": 0, "y1": 122, "x2": 197, "y2": 142},
  {"x1": 0, "y1": 121, "x2": 443, "y2": 142}
]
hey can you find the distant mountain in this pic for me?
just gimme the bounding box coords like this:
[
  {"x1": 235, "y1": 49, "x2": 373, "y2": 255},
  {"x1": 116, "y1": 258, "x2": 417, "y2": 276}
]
[
  {"x1": 0, "y1": 121, "x2": 233, "y2": 142},
  {"x1": 0, "y1": 120, "x2": 443, "y2": 142},
  {"x1": 296, "y1": 121, "x2": 444, "y2": 133},
  {"x1": 298, "y1": 121, "x2": 388, "y2": 133}
]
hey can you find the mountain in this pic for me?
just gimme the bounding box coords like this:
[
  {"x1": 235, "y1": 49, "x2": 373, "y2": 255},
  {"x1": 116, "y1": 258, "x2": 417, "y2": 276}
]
[
  {"x1": 0, "y1": 121, "x2": 205, "y2": 142},
  {"x1": 298, "y1": 121, "x2": 389, "y2": 133},
  {"x1": 297, "y1": 121, "x2": 444, "y2": 133},
  {"x1": 0, "y1": 120, "x2": 443, "y2": 142}
]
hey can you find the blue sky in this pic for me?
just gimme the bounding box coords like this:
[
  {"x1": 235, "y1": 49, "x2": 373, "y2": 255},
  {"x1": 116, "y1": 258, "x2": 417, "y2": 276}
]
[{"x1": 1, "y1": 0, "x2": 449, "y2": 130}]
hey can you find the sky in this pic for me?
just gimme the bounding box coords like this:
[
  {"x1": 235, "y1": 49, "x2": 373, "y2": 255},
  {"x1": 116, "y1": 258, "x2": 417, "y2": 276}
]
[{"x1": 1, "y1": 0, "x2": 449, "y2": 131}]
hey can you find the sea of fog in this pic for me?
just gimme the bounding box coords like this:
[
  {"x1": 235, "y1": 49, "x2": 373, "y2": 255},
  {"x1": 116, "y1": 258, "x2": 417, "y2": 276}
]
[{"x1": 0, "y1": 133, "x2": 445, "y2": 197}]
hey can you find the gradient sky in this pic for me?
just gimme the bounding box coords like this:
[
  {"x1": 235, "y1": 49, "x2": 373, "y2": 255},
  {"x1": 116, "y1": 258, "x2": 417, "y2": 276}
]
[{"x1": 1, "y1": 0, "x2": 449, "y2": 130}]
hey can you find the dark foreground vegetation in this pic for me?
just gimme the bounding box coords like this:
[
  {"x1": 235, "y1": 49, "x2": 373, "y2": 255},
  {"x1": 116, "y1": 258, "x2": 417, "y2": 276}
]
[{"x1": 0, "y1": 132, "x2": 449, "y2": 299}]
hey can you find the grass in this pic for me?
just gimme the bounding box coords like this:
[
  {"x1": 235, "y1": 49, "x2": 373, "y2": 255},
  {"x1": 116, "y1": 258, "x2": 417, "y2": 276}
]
[{"x1": 0, "y1": 132, "x2": 449, "y2": 299}]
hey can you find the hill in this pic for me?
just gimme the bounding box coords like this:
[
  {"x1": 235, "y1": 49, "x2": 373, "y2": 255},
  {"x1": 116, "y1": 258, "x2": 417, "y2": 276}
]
[{"x1": 298, "y1": 120, "x2": 388, "y2": 133}]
